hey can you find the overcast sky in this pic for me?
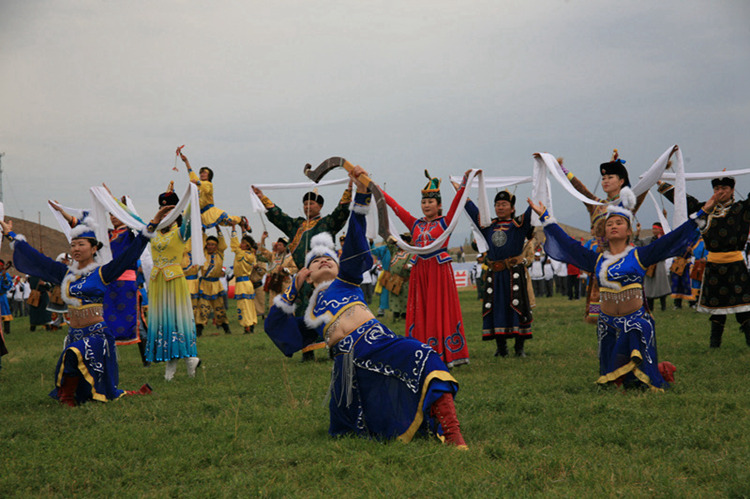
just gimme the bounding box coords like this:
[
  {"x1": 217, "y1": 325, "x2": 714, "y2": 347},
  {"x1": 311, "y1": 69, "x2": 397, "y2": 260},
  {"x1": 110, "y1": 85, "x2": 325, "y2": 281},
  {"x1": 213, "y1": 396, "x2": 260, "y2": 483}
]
[{"x1": 2, "y1": 0, "x2": 749, "y2": 250}]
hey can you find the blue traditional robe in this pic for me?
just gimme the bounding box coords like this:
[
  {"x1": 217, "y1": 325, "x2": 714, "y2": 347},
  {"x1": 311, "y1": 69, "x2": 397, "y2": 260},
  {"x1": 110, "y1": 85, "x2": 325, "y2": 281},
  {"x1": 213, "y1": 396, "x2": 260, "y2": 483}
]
[
  {"x1": 10, "y1": 230, "x2": 151, "y2": 403},
  {"x1": 542, "y1": 215, "x2": 701, "y2": 390},
  {"x1": 265, "y1": 192, "x2": 459, "y2": 441}
]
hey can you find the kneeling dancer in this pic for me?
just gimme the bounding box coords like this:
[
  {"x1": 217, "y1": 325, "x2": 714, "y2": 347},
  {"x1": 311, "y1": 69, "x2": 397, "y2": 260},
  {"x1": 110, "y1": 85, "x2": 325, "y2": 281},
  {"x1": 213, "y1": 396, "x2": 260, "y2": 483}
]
[
  {"x1": 265, "y1": 168, "x2": 467, "y2": 447},
  {"x1": 528, "y1": 194, "x2": 716, "y2": 390},
  {"x1": 0, "y1": 209, "x2": 169, "y2": 405}
]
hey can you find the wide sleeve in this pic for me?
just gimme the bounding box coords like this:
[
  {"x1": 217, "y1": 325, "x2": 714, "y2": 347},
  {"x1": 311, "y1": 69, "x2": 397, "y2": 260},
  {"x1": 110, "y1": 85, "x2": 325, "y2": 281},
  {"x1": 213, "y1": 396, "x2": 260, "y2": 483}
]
[
  {"x1": 542, "y1": 223, "x2": 599, "y2": 274},
  {"x1": 264, "y1": 277, "x2": 304, "y2": 357},
  {"x1": 636, "y1": 219, "x2": 701, "y2": 268},
  {"x1": 382, "y1": 189, "x2": 418, "y2": 230},
  {"x1": 10, "y1": 234, "x2": 68, "y2": 285},
  {"x1": 464, "y1": 199, "x2": 482, "y2": 227},
  {"x1": 564, "y1": 171, "x2": 599, "y2": 215},
  {"x1": 100, "y1": 233, "x2": 152, "y2": 285},
  {"x1": 338, "y1": 192, "x2": 374, "y2": 284},
  {"x1": 230, "y1": 230, "x2": 240, "y2": 253},
  {"x1": 443, "y1": 183, "x2": 466, "y2": 224},
  {"x1": 265, "y1": 205, "x2": 299, "y2": 239}
]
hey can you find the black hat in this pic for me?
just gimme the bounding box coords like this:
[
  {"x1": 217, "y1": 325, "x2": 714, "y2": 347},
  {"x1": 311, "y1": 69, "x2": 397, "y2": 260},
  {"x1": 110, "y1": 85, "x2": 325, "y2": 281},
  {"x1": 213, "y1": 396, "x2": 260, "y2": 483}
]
[
  {"x1": 158, "y1": 191, "x2": 179, "y2": 207},
  {"x1": 302, "y1": 191, "x2": 324, "y2": 206},
  {"x1": 711, "y1": 177, "x2": 735, "y2": 189},
  {"x1": 277, "y1": 236, "x2": 289, "y2": 246},
  {"x1": 600, "y1": 161, "x2": 630, "y2": 187},
  {"x1": 494, "y1": 190, "x2": 516, "y2": 206},
  {"x1": 200, "y1": 166, "x2": 214, "y2": 182}
]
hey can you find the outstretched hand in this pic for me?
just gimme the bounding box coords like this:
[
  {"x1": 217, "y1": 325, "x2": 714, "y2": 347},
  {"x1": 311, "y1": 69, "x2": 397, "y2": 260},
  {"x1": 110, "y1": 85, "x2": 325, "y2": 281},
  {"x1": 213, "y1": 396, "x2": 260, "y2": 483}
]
[
  {"x1": 0, "y1": 219, "x2": 13, "y2": 235},
  {"x1": 527, "y1": 198, "x2": 547, "y2": 217}
]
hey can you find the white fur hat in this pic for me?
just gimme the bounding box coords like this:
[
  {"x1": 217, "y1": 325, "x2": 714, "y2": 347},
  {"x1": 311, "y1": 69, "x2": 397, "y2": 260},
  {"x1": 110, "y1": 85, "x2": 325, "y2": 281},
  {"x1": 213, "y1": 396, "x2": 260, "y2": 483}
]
[
  {"x1": 304, "y1": 233, "x2": 340, "y2": 268},
  {"x1": 69, "y1": 216, "x2": 99, "y2": 241}
]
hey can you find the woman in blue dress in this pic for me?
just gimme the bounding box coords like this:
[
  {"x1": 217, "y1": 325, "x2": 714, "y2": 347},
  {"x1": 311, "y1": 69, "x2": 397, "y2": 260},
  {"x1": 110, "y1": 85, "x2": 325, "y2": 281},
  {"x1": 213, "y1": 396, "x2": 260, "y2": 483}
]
[
  {"x1": 527, "y1": 194, "x2": 717, "y2": 390},
  {"x1": 0, "y1": 205, "x2": 171, "y2": 406},
  {"x1": 265, "y1": 167, "x2": 467, "y2": 447}
]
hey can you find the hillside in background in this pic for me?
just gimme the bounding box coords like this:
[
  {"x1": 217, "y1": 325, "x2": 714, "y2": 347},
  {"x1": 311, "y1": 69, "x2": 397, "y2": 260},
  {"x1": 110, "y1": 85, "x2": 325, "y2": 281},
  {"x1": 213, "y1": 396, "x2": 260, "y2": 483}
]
[{"x1": 0, "y1": 217, "x2": 69, "y2": 276}]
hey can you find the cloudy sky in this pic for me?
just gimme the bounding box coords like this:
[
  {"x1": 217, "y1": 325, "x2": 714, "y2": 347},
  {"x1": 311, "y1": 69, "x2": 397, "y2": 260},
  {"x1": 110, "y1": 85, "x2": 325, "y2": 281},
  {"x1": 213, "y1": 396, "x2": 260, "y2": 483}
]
[{"x1": 2, "y1": 0, "x2": 749, "y2": 249}]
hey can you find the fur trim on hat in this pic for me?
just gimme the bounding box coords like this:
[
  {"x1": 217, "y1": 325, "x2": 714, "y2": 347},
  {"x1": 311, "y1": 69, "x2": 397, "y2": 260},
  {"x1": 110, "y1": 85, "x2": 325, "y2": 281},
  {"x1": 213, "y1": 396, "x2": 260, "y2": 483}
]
[
  {"x1": 69, "y1": 216, "x2": 99, "y2": 240},
  {"x1": 304, "y1": 233, "x2": 340, "y2": 268},
  {"x1": 605, "y1": 205, "x2": 634, "y2": 228}
]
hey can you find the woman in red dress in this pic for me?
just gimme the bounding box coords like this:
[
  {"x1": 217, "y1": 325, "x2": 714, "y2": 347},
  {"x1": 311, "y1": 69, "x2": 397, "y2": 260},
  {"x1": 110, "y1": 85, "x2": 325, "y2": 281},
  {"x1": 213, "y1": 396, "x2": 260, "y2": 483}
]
[{"x1": 381, "y1": 171, "x2": 469, "y2": 367}]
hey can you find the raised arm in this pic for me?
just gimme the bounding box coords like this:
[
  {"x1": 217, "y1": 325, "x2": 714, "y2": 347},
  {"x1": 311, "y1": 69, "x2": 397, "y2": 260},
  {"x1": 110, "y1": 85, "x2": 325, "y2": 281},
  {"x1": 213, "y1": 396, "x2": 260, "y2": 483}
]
[
  {"x1": 443, "y1": 170, "x2": 471, "y2": 224},
  {"x1": 382, "y1": 189, "x2": 418, "y2": 230},
  {"x1": 527, "y1": 199, "x2": 599, "y2": 273},
  {"x1": 636, "y1": 195, "x2": 716, "y2": 267},
  {"x1": 100, "y1": 205, "x2": 173, "y2": 284},
  {"x1": 180, "y1": 152, "x2": 201, "y2": 186}
]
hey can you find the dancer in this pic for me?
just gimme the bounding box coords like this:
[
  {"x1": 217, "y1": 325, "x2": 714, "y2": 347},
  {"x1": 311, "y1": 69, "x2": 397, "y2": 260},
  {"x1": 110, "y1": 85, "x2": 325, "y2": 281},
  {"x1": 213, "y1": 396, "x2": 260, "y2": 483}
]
[
  {"x1": 178, "y1": 149, "x2": 248, "y2": 230},
  {"x1": 0, "y1": 260, "x2": 14, "y2": 335},
  {"x1": 197, "y1": 230, "x2": 230, "y2": 335},
  {"x1": 264, "y1": 235, "x2": 297, "y2": 303},
  {"x1": 50, "y1": 201, "x2": 142, "y2": 345},
  {"x1": 0, "y1": 210, "x2": 166, "y2": 405},
  {"x1": 658, "y1": 177, "x2": 750, "y2": 348},
  {"x1": 462, "y1": 190, "x2": 534, "y2": 357},
  {"x1": 252, "y1": 182, "x2": 353, "y2": 360},
  {"x1": 265, "y1": 167, "x2": 467, "y2": 447},
  {"x1": 558, "y1": 152, "x2": 647, "y2": 323},
  {"x1": 380, "y1": 170, "x2": 470, "y2": 367},
  {"x1": 147, "y1": 188, "x2": 201, "y2": 380},
  {"x1": 634, "y1": 223, "x2": 672, "y2": 312},
  {"x1": 229, "y1": 225, "x2": 258, "y2": 334},
  {"x1": 527, "y1": 195, "x2": 714, "y2": 390},
  {"x1": 385, "y1": 234, "x2": 412, "y2": 321}
]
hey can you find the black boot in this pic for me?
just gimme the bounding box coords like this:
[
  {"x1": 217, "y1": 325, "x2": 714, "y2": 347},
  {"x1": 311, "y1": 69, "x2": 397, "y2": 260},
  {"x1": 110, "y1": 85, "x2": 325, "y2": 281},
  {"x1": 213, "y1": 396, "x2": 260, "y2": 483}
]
[
  {"x1": 222, "y1": 323, "x2": 231, "y2": 335},
  {"x1": 3, "y1": 321, "x2": 9, "y2": 335},
  {"x1": 494, "y1": 338, "x2": 508, "y2": 357},
  {"x1": 710, "y1": 320, "x2": 724, "y2": 348},
  {"x1": 301, "y1": 351, "x2": 314, "y2": 362},
  {"x1": 741, "y1": 320, "x2": 750, "y2": 347},
  {"x1": 196, "y1": 324, "x2": 204, "y2": 337},
  {"x1": 514, "y1": 337, "x2": 526, "y2": 358}
]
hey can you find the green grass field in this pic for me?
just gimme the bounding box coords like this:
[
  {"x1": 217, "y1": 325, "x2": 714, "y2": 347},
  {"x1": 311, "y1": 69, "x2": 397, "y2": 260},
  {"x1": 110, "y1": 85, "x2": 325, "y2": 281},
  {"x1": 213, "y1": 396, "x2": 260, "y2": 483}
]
[{"x1": 2, "y1": 290, "x2": 750, "y2": 498}]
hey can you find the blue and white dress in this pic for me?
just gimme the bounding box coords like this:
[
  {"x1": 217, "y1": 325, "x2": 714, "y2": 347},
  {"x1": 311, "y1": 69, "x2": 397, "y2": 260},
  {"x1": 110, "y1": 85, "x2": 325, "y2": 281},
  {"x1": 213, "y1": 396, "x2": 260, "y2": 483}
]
[
  {"x1": 265, "y1": 192, "x2": 459, "y2": 441},
  {"x1": 541, "y1": 214, "x2": 702, "y2": 390},
  {"x1": 9, "y1": 230, "x2": 152, "y2": 403}
]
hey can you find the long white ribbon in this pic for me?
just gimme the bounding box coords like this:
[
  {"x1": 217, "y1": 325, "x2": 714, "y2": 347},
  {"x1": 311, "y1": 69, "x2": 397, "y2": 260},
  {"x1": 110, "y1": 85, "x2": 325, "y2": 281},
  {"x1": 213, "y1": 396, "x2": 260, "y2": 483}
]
[
  {"x1": 49, "y1": 184, "x2": 203, "y2": 267},
  {"x1": 632, "y1": 145, "x2": 687, "y2": 227},
  {"x1": 90, "y1": 183, "x2": 204, "y2": 266}
]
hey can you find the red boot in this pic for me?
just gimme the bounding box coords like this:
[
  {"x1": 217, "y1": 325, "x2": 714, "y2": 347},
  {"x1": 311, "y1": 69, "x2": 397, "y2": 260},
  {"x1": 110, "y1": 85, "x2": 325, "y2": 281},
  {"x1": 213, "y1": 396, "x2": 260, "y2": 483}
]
[
  {"x1": 125, "y1": 383, "x2": 153, "y2": 396},
  {"x1": 58, "y1": 375, "x2": 80, "y2": 407},
  {"x1": 430, "y1": 393, "x2": 468, "y2": 449}
]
